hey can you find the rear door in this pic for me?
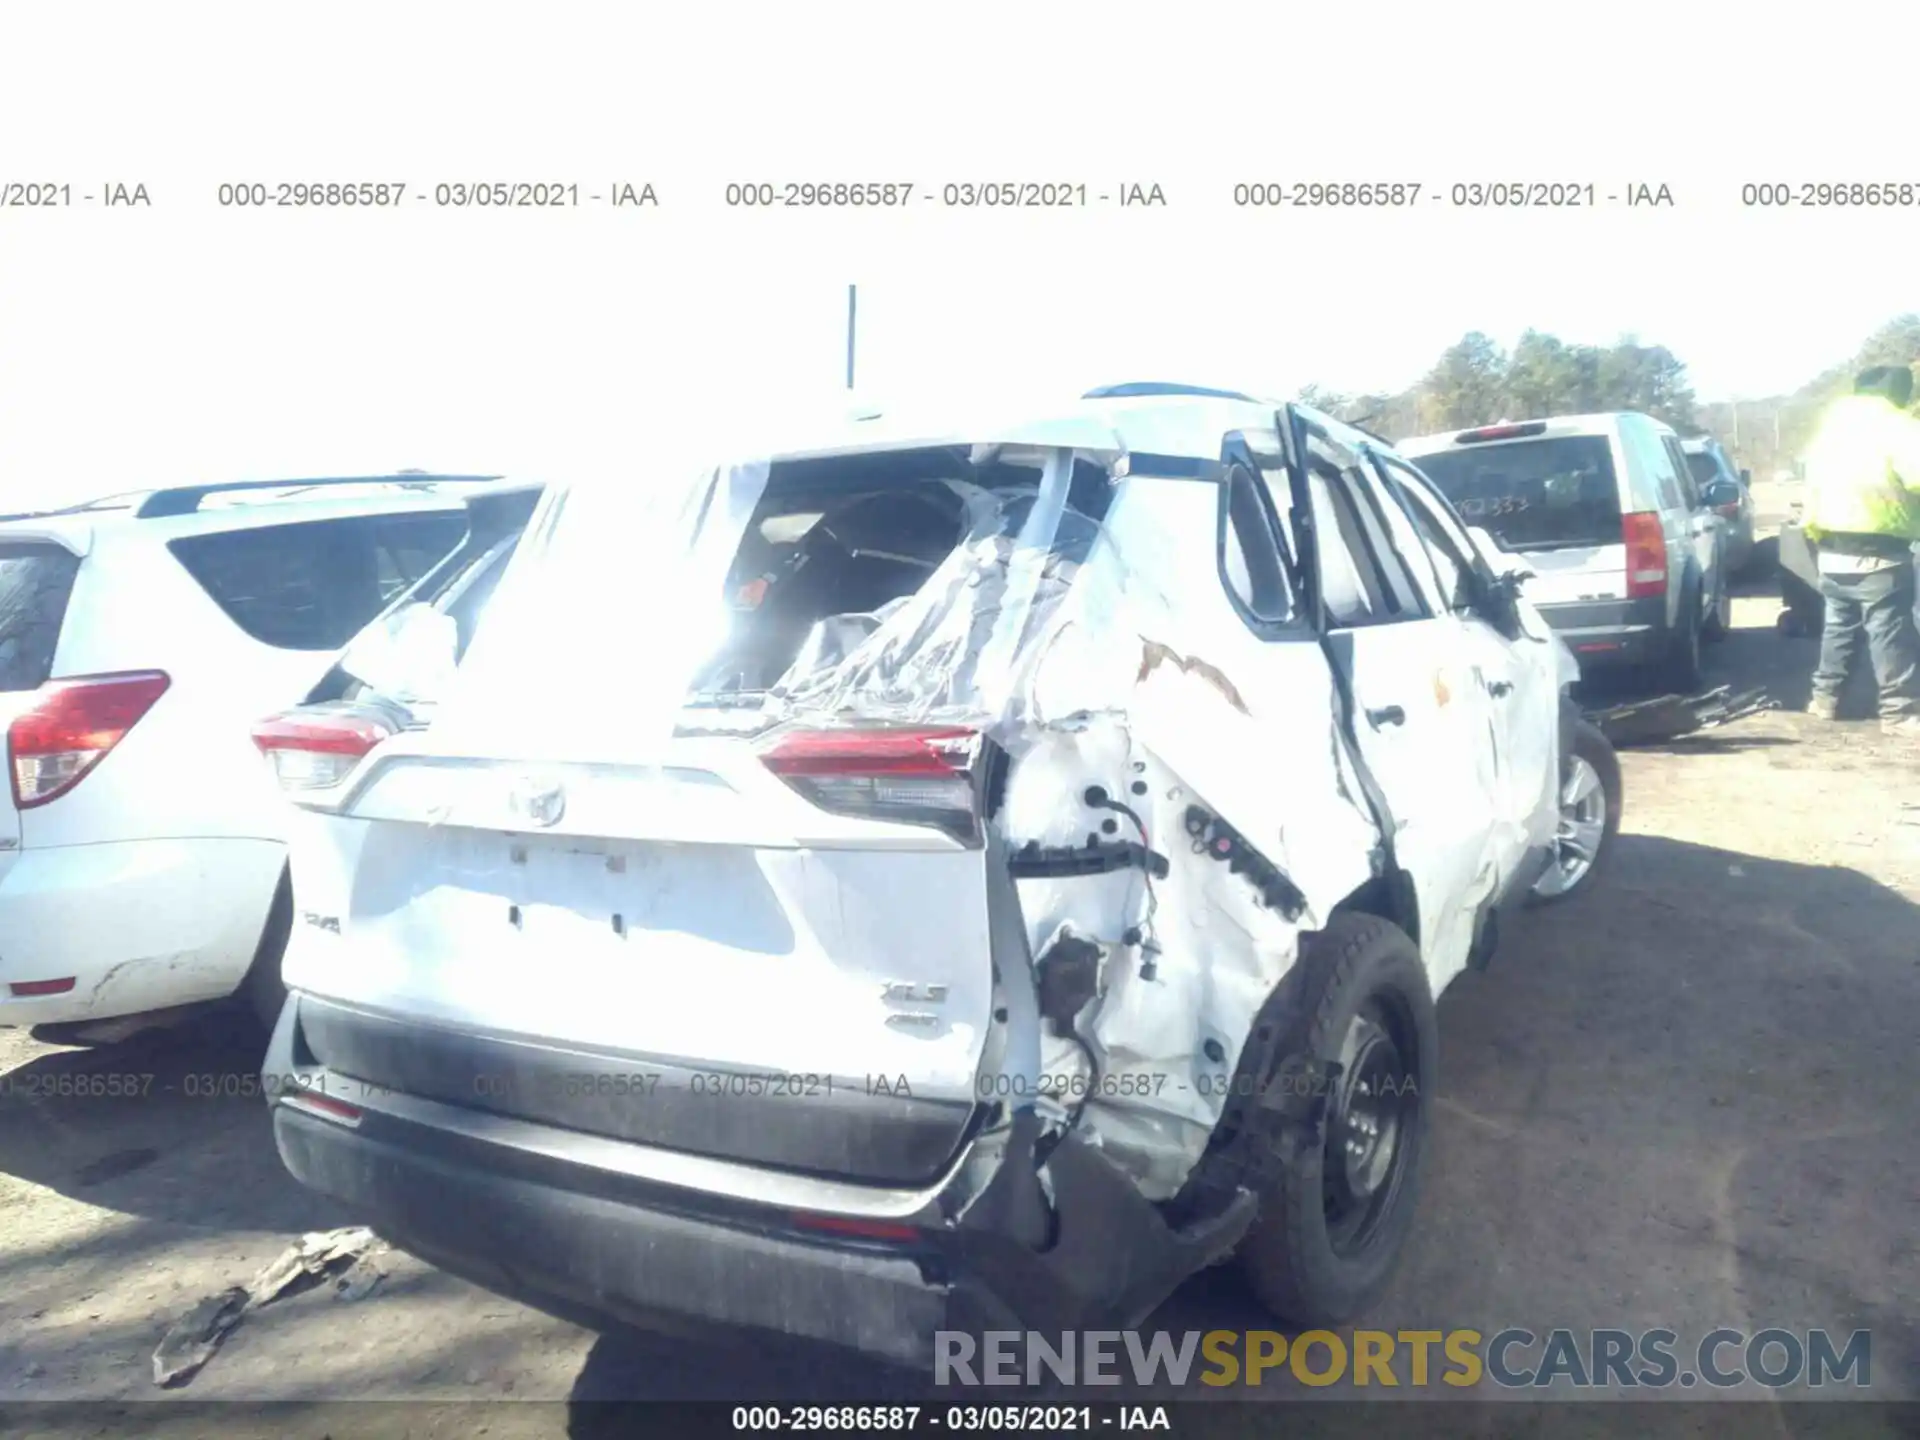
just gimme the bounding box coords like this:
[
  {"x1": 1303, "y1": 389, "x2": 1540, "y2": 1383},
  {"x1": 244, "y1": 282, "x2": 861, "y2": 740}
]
[
  {"x1": 1405, "y1": 427, "x2": 1627, "y2": 607},
  {"x1": 1368, "y1": 452, "x2": 1563, "y2": 865},
  {"x1": 0, "y1": 533, "x2": 87, "y2": 858},
  {"x1": 1617, "y1": 416, "x2": 1691, "y2": 628},
  {"x1": 1282, "y1": 413, "x2": 1510, "y2": 993}
]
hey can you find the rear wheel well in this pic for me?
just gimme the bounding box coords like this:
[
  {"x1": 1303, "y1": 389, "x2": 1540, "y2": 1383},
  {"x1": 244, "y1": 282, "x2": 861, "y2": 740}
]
[{"x1": 1329, "y1": 871, "x2": 1419, "y2": 950}]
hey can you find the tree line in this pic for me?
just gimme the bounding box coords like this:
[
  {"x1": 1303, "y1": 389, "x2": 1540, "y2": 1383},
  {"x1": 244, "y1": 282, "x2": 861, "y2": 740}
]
[{"x1": 1301, "y1": 314, "x2": 1920, "y2": 483}]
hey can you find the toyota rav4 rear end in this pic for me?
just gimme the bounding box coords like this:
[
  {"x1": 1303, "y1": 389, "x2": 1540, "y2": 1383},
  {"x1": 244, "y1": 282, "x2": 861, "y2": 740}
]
[{"x1": 256, "y1": 406, "x2": 1494, "y2": 1368}]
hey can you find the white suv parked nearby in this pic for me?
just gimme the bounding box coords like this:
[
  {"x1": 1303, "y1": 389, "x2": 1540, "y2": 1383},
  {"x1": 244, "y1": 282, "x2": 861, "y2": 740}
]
[
  {"x1": 0, "y1": 475, "x2": 500, "y2": 1038},
  {"x1": 259, "y1": 394, "x2": 1622, "y2": 1365}
]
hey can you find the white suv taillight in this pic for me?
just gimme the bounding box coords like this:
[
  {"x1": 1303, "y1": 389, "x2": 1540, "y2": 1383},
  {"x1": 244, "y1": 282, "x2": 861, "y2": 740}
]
[
  {"x1": 251, "y1": 705, "x2": 397, "y2": 792},
  {"x1": 757, "y1": 725, "x2": 983, "y2": 842},
  {"x1": 8, "y1": 671, "x2": 172, "y2": 809}
]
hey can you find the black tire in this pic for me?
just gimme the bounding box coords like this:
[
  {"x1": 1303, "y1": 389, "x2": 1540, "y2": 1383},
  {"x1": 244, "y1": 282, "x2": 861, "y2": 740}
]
[
  {"x1": 1527, "y1": 717, "x2": 1622, "y2": 906},
  {"x1": 1236, "y1": 912, "x2": 1437, "y2": 1327},
  {"x1": 240, "y1": 868, "x2": 294, "y2": 1036},
  {"x1": 1656, "y1": 589, "x2": 1703, "y2": 692}
]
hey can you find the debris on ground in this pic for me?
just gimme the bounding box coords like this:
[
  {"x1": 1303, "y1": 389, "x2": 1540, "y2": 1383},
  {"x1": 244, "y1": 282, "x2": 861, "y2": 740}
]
[
  {"x1": 244, "y1": 1225, "x2": 383, "y2": 1306},
  {"x1": 151, "y1": 1226, "x2": 388, "y2": 1386},
  {"x1": 150, "y1": 1288, "x2": 249, "y2": 1387},
  {"x1": 1585, "y1": 685, "x2": 1777, "y2": 748}
]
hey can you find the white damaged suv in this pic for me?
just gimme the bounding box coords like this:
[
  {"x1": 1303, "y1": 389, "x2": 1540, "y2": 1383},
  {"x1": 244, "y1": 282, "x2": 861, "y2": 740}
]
[{"x1": 256, "y1": 392, "x2": 1621, "y2": 1365}]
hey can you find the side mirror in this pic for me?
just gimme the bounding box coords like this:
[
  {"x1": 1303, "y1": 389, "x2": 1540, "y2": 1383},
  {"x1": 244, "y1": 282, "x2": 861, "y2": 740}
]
[
  {"x1": 1738, "y1": 468, "x2": 1752, "y2": 486},
  {"x1": 1701, "y1": 478, "x2": 1742, "y2": 514},
  {"x1": 339, "y1": 602, "x2": 459, "y2": 703}
]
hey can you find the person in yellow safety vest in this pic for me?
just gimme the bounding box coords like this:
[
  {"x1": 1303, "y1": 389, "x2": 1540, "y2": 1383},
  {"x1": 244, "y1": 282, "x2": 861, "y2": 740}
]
[{"x1": 1800, "y1": 364, "x2": 1920, "y2": 735}]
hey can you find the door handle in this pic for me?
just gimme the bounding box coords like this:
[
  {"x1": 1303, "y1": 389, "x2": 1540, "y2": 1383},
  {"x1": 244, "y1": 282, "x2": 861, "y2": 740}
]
[
  {"x1": 1487, "y1": 680, "x2": 1513, "y2": 698},
  {"x1": 1365, "y1": 704, "x2": 1407, "y2": 729}
]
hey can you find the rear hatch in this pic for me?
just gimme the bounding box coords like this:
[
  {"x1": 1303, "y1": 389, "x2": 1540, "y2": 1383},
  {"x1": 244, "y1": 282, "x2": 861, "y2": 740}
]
[
  {"x1": 0, "y1": 533, "x2": 87, "y2": 857},
  {"x1": 1409, "y1": 427, "x2": 1628, "y2": 604},
  {"x1": 267, "y1": 448, "x2": 1105, "y2": 1185}
]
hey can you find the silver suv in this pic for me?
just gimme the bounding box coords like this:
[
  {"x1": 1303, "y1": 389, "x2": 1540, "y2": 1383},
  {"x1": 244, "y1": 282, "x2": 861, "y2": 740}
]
[{"x1": 1401, "y1": 413, "x2": 1732, "y2": 693}]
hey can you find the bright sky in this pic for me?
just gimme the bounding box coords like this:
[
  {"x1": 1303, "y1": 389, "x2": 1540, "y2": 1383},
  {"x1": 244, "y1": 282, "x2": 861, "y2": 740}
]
[{"x1": 3, "y1": 1, "x2": 1914, "y2": 511}]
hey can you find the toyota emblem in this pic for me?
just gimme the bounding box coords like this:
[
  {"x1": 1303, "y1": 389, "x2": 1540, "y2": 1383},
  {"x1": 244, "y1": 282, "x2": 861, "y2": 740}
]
[{"x1": 509, "y1": 775, "x2": 567, "y2": 828}]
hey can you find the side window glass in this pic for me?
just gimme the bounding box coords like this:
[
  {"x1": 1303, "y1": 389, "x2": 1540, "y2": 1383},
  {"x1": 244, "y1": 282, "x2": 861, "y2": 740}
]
[
  {"x1": 1303, "y1": 432, "x2": 1429, "y2": 628},
  {"x1": 1632, "y1": 420, "x2": 1683, "y2": 512},
  {"x1": 1349, "y1": 455, "x2": 1443, "y2": 618},
  {"x1": 1258, "y1": 462, "x2": 1301, "y2": 566},
  {"x1": 1219, "y1": 464, "x2": 1295, "y2": 629},
  {"x1": 1664, "y1": 437, "x2": 1702, "y2": 509},
  {"x1": 1376, "y1": 457, "x2": 1473, "y2": 611}
]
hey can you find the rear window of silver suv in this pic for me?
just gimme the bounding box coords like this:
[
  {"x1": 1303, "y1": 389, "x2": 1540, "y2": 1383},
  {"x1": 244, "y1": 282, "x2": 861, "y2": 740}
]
[{"x1": 1410, "y1": 435, "x2": 1622, "y2": 551}]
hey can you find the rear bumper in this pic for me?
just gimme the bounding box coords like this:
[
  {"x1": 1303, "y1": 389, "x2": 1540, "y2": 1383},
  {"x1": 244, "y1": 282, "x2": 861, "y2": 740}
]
[
  {"x1": 273, "y1": 1103, "x2": 964, "y2": 1367},
  {"x1": 265, "y1": 991, "x2": 1255, "y2": 1369},
  {"x1": 1535, "y1": 596, "x2": 1670, "y2": 667},
  {"x1": 0, "y1": 837, "x2": 285, "y2": 1025},
  {"x1": 293, "y1": 993, "x2": 975, "y2": 1187}
]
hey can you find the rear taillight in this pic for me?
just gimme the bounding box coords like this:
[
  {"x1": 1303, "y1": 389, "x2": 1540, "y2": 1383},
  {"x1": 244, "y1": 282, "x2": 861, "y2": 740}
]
[
  {"x1": 1622, "y1": 512, "x2": 1668, "y2": 599},
  {"x1": 758, "y1": 725, "x2": 982, "y2": 842},
  {"x1": 8, "y1": 977, "x2": 78, "y2": 997},
  {"x1": 251, "y1": 705, "x2": 396, "y2": 792},
  {"x1": 7, "y1": 671, "x2": 172, "y2": 809}
]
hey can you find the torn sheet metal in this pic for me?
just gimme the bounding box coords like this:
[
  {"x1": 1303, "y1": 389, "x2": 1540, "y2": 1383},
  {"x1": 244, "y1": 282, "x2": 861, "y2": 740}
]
[{"x1": 768, "y1": 455, "x2": 1379, "y2": 1197}]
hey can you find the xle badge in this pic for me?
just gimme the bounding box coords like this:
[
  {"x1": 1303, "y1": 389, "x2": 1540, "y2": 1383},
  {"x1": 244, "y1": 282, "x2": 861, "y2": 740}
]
[{"x1": 881, "y1": 980, "x2": 949, "y2": 1030}]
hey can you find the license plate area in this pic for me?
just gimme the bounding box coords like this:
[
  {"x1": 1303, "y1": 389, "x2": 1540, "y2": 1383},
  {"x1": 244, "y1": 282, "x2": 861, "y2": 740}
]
[{"x1": 454, "y1": 829, "x2": 798, "y2": 960}]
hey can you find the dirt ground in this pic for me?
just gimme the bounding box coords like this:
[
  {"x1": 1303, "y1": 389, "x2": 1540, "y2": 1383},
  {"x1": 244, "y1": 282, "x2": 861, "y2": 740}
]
[{"x1": 3, "y1": 498, "x2": 1917, "y2": 1431}]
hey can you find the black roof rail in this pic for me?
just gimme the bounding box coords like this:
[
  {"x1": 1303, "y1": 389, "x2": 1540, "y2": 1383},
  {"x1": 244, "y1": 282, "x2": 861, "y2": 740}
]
[
  {"x1": 134, "y1": 473, "x2": 502, "y2": 519},
  {"x1": 1083, "y1": 382, "x2": 1260, "y2": 403}
]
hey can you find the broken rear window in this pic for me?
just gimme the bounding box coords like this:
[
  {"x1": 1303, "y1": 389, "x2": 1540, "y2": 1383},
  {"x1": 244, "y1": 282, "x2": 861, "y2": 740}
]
[
  {"x1": 697, "y1": 450, "x2": 1112, "y2": 716},
  {"x1": 436, "y1": 448, "x2": 1118, "y2": 754}
]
